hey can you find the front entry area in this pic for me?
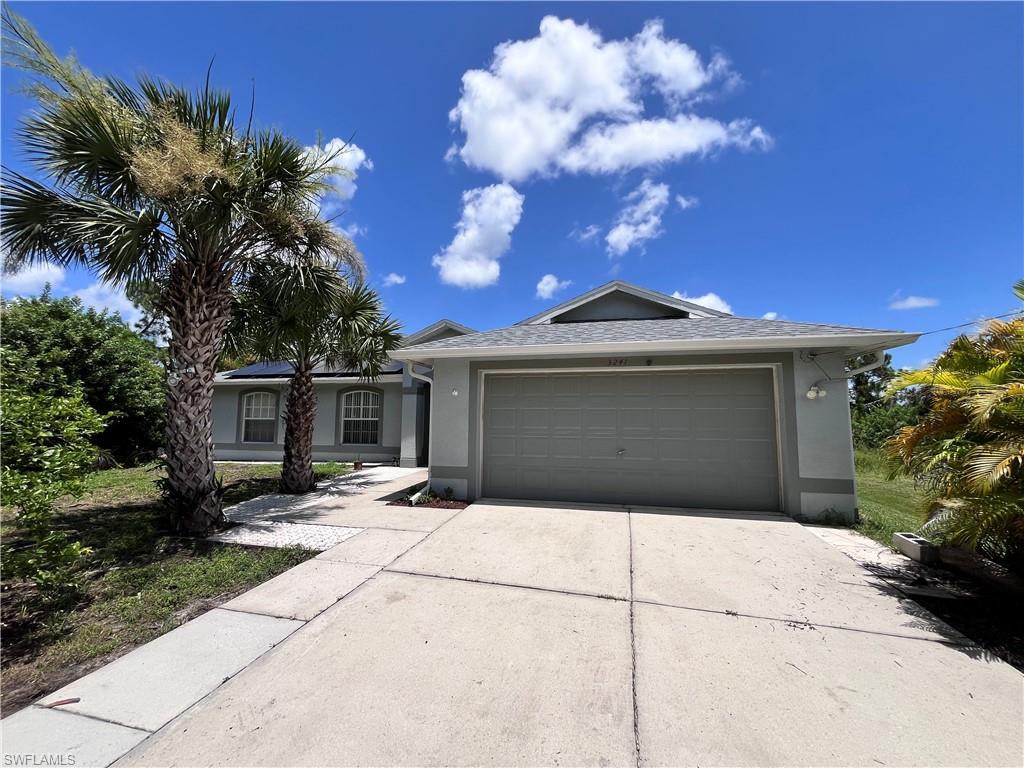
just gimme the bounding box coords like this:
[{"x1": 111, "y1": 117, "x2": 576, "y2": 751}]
[{"x1": 481, "y1": 368, "x2": 781, "y2": 511}]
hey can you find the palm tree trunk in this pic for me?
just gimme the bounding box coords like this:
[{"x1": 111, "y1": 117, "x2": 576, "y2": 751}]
[
  {"x1": 163, "y1": 257, "x2": 232, "y2": 535},
  {"x1": 280, "y1": 362, "x2": 317, "y2": 493}
]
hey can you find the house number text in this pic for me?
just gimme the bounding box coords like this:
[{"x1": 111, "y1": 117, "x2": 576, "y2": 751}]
[{"x1": 606, "y1": 358, "x2": 629, "y2": 366}]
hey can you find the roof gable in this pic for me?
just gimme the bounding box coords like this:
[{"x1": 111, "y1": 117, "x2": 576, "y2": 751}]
[
  {"x1": 400, "y1": 319, "x2": 476, "y2": 347},
  {"x1": 516, "y1": 281, "x2": 729, "y2": 325}
]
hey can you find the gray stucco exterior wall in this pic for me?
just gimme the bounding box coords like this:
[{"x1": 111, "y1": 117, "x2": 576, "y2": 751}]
[
  {"x1": 212, "y1": 380, "x2": 403, "y2": 463},
  {"x1": 426, "y1": 351, "x2": 858, "y2": 522}
]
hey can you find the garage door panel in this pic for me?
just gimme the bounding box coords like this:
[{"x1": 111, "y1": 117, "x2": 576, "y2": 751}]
[
  {"x1": 487, "y1": 406, "x2": 517, "y2": 430},
  {"x1": 653, "y1": 408, "x2": 692, "y2": 431},
  {"x1": 482, "y1": 370, "x2": 779, "y2": 512},
  {"x1": 551, "y1": 437, "x2": 582, "y2": 458},
  {"x1": 549, "y1": 375, "x2": 584, "y2": 396},
  {"x1": 486, "y1": 436, "x2": 517, "y2": 459},
  {"x1": 585, "y1": 436, "x2": 622, "y2": 459},
  {"x1": 656, "y1": 439, "x2": 694, "y2": 461},
  {"x1": 518, "y1": 436, "x2": 551, "y2": 458},
  {"x1": 585, "y1": 374, "x2": 620, "y2": 395},
  {"x1": 551, "y1": 408, "x2": 582, "y2": 429},
  {"x1": 518, "y1": 376, "x2": 552, "y2": 396},
  {"x1": 620, "y1": 408, "x2": 655, "y2": 430},
  {"x1": 620, "y1": 437, "x2": 657, "y2": 461},
  {"x1": 518, "y1": 409, "x2": 550, "y2": 430},
  {"x1": 583, "y1": 409, "x2": 618, "y2": 430}
]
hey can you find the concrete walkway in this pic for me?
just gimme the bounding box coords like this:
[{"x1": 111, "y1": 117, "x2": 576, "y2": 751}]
[
  {"x1": 0, "y1": 466, "x2": 433, "y2": 766},
  {"x1": 5, "y1": 501, "x2": 1022, "y2": 767}
]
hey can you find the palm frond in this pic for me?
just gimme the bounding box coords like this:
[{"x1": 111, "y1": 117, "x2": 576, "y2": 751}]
[
  {"x1": 923, "y1": 495, "x2": 1024, "y2": 560},
  {"x1": 1, "y1": 170, "x2": 170, "y2": 282},
  {"x1": 963, "y1": 441, "x2": 1024, "y2": 493}
]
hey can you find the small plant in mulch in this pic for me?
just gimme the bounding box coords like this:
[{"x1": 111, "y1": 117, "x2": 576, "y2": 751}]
[{"x1": 387, "y1": 486, "x2": 468, "y2": 510}]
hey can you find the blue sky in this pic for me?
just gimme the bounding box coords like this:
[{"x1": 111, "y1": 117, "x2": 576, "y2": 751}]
[{"x1": 2, "y1": 2, "x2": 1021, "y2": 367}]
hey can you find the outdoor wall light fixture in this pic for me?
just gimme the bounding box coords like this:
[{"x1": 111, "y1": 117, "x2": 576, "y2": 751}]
[
  {"x1": 806, "y1": 382, "x2": 828, "y2": 400},
  {"x1": 451, "y1": 387, "x2": 459, "y2": 397}
]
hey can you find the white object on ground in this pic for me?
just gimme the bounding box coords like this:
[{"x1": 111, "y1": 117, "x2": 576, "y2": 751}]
[{"x1": 209, "y1": 521, "x2": 363, "y2": 551}]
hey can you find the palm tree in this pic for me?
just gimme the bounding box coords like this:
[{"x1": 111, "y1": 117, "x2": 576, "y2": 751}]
[
  {"x1": 0, "y1": 9, "x2": 364, "y2": 533},
  {"x1": 885, "y1": 280, "x2": 1024, "y2": 565},
  {"x1": 228, "y1": 262, "x2": 400, "y2": 493}
]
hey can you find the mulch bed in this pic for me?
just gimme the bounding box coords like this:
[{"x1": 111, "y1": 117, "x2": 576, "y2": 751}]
[{"x1": 387, "y1": 499, "x2": 468, "y2": 509}]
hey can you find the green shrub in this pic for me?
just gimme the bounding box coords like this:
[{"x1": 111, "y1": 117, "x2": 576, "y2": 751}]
[
  {"x1": 852, "y1": 403, "x2": 921, "y2": 449},
  {"x1": 1, "y1": 357, "x2": 105, "y2": 600},
  {"x1": 1, "y1": 292, "x2": 165, "y2": 464}
]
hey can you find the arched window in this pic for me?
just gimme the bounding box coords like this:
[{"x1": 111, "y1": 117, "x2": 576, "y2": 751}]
[
  {"x1": 242, "y1": 391, "x2": 277, "y2": 443},
  {"x1": 341, "y1": 390, "x2": 380, "y2": 445}
]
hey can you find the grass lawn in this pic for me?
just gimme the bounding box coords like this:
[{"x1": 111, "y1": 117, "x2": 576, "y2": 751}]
[
  {"x1": 0, "y1": 461, "x2": 349, "y2": 714},
  {"x1": 853, "y1": 449, "x2": 927, "y2": 547}
]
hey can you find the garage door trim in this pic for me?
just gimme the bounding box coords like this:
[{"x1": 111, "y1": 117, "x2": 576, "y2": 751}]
[{"x1": 476, "y1": 364, "x2": 785, "y2": 512}]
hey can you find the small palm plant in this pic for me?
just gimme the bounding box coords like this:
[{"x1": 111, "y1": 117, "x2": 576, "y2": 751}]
[
  {"x1": 228, "y1": 263, "x2": 400, "y2": 493},
  {"x1": 885, "y1": 280, "x2": 1024, "y2": 566},
  {"x1": 0, "y1": 9, "x2": 363, "y2": 533}
]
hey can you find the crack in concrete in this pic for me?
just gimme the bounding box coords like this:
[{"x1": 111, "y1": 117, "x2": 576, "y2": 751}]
[
  {"x1": 384, "y1": 568, "x2": 626, "y2": 602},
  {"x1": 631, "y1": 598, "x2": 975, "y2": 646},
  {"x1": 30, "y1": 703, "x2": 153, "y2": 735},
  {"x1": 383, "y1": 567, "x2": 974, "y2": 648}
]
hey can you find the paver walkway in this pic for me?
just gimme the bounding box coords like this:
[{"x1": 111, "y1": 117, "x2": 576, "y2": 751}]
[
  {"x1": 208, "y1": 465, "x2": 428, "y2": 549},
  {"x1": 4, "y1": 499, "x2": 1022, "y2": 768}
]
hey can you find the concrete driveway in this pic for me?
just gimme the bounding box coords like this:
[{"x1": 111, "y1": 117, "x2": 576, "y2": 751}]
[{"x1": 91, "y1": 503, "x2": 1024, "y2": 765}]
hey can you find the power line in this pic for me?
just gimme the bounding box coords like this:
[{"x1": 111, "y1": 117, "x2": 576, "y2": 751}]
[{"x1": 917, "y1": 309, "x2": 1023, "y2": 337}]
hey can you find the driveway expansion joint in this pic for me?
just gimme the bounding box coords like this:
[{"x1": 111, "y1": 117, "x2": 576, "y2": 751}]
[{"x1": 627, "y1": 510, "x2": 643, "y2": 768}]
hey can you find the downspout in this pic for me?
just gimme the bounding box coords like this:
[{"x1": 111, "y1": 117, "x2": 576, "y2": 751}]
[
  {"x1": 405, "y1": 361, "x2": 434, "y2": 485},
  {"x1": 406, "y1": 362, "x2": 433, "y2": 385}
]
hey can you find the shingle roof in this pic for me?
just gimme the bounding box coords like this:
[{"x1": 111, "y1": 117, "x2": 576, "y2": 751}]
[
  {"x1": 220, "y1": 360, "x2": 404, "y2": 379},
  {"x1": 397, "y1": 316, "x2": 915, "y2": 357}
]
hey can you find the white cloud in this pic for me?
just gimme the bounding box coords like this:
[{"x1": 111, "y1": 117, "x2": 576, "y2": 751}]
[
  {"x1": 73, "y1": 281, "x2": 142, "y2": 326},
  {"x1": 382, "y1": 272, "x2": 406, "y2": 287},
  {"x1": 560, "y1": 115, "x2": 769, "y2": 175},
  {"x1": 889, "y1": 294, "x2": 939, "y2": 310},
  {"x1": 672, "y1": 290, "x2": 733, "y2": 315},
  {"x1": 630, "y1": 19, "x2": 720, "y2": 105},
  {"x1": 307, "y1": 137, "x2": 373, "y2": 201},
  {"x1": 676, "y1": 194, "x2": 699, "y2": 210},
  {"x1": 536, "y1": 273, "x2": 573, "y2": 300},
  {"x1": 305, "y1": 138, "x2": 373, "y2": 236},
  {"x1": 605, "y1": 180, "x2": 670, "y2": 256},
  {"x1": 761, "y1": 311, "x2": 779, "y2": 320},
  {"x1": 1, "y1": 265, "x2": 142, "y2": 327},
  {"x1": 2, "y1": 263, "x2": 65, "y2": 295},
  {"x1": 448, "y1": 16, "x2": 769, "y2": 182},
  {"x1": 334, "y1": 221, "x2": 366, "y2": 239},
  {"x1": 570, "y1": 224, "x2": 602, "y2": 242},
  {"x1": 432, "y1": 183, "x2": 525, "y2": 289}
]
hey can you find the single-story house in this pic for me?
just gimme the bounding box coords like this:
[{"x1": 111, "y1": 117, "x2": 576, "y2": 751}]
[
  {"x1": 214, "y1": 281, "x2": 918, "y2": 521},
  {"x1": 212, "y1": 318, "x2": 476, "y2": 466}
]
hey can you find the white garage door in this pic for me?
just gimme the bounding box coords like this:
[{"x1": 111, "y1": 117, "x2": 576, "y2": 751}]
[{"x1": 481, "y1": 369, "x2": 780, "y2": 511}]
